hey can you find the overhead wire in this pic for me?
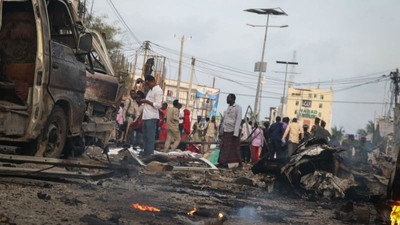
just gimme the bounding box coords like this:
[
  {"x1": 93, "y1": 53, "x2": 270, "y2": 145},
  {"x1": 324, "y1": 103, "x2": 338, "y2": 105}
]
[
  {"x1": 220, "y1": 91, "x2": 390, "y2": 105},
  {"x1": 106, "y1": 0, "x2": 142, "y2": 45}
]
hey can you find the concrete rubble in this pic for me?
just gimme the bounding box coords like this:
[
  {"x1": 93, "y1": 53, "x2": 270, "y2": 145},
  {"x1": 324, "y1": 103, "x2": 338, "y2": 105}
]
[{"x1": 0, "y1": 141, "x2": 389, "y2": 224}]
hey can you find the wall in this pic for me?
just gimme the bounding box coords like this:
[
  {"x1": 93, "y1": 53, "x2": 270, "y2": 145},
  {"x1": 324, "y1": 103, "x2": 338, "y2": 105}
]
[{"x1": 285, "y1": 87, "x2": 333, "y2": 131}]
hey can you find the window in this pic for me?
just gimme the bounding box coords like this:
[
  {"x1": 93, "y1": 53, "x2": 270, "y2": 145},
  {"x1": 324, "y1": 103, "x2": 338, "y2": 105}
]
[
  {"x1": 294, "y1": 110, "x2": 298, "y2": 114},
  {"x1": 320, "y1": 95, "x2": 324, "y2": 100},
  {"x1": 295, "y1": 101, "x2": 299, "y2": 106},
  {"x1": 319, "y1": 103, "x2": 323, "y2": 108},
  {"x1": 314, "y1": 94, "x2": 317, "y2": 98},
  {"x1": 308, "y1": 93, "x2": 312, "y2": 98},
  {"x1": 47, "y1": 1, "x2": 76, "y2": 49},
  {"x1": 167, "y1": 90, "x2": 173, "y2": 97}
]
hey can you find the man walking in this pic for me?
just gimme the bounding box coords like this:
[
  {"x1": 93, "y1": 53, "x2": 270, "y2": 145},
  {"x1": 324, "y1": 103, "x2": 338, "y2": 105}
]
[
  {"x1": 282, "y1": 118, "x2": 303, "y2": 157},
  {"x1": 320, "y1": 120, "x2": 332, "y2": 142},
  {"x1": 164, "y1": 100, "x2": 180, "y2": 152},
  {"x1": 269, "y1": 116, "x2": 285, "y2": 160},
  {"x1": 240, "y1": 119, "x2": 252, "y2": 163},
  {"x1": 311, "y1": 117, "x2": 322, "y2": 137},
  {"x1": 203, "y1": 116, "x2": 217, "y2": 154},
  {"x1": 218, "y1": 94, "x2": 242, "y2": 167},
  {"x1": 140, "y1": 75, "x2": 163, "y2": 156},
  {"x1": 192, "y1": 116, "x2": 202, "y2": 141},
  {"x1": 123, "y1": 90, "x2": 137, "y2": 143}
]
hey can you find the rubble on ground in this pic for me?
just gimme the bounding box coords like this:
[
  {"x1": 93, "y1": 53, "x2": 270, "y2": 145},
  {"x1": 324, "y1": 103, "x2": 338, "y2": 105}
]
[
  {"x1": 0, "y1": 143, "x2": 381, "y2": 224},
  {"x1": 253, "y1": 138, "x2": 394, "y2": 202}
]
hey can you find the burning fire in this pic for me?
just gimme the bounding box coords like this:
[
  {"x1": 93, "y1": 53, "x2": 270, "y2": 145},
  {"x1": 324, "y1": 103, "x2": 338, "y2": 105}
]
[
  {"x1": 187, "y1": 208, "x2": 197, "y2": 216},
  {"x1": 130, "y1": 203, "x2": 160, "y2": 212},
  {"x1": 218, "y1": 212, "x2": 224, "y2": 219},
  {"x1": 392, "y1": 202, "x2": 400, "y2": 225}
]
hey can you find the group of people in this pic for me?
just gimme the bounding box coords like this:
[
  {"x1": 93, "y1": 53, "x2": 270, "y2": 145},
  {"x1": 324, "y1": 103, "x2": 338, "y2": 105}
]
[
  {"x1": 115, "y1": 75, "x2": 219, "y2": 156},
  {"x1": 113, "y1": 77, "x2": 339, "y2": 168},
  {"x1": 115, "y1": 75, "x2": 163, "y2": 156},
  {"x1": 217, "y1": 99, "x2": 335, "y2": 168}
]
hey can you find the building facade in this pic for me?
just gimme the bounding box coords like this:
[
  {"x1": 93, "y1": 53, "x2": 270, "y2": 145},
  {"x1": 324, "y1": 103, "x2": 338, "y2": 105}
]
[{"x1": 285, "y1": 87, "x2": 333, "y2": 131}]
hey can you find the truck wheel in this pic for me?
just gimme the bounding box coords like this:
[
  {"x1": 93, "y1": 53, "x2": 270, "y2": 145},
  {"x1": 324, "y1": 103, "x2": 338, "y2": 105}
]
[{"x1": 36, "y1": 105, "x2": 67, "y2": 158}]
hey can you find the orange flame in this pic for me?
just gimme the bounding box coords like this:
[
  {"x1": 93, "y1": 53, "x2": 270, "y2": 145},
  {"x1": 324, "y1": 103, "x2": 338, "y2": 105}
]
[
  {"x1": 218, "y1": 212, "x2": 224, "y2": 218},
  {"x1": 187, "y1": 208, "x2": 197, "y2": 216},
  {"x1": 392, "y1": 202, "x2": 400, "y2": 225},
  {"x1": 131, "y1": 203, "x2": 160, "y2": 212}
]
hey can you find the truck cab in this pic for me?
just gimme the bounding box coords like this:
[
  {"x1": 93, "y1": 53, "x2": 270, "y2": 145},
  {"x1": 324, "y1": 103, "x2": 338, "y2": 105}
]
[{"x1": 0, "y1": 0, "x2": 123, "y2": 157}]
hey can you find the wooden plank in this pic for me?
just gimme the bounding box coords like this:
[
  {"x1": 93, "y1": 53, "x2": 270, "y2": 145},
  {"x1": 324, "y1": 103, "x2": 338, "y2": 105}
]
[
  {"x1": 0, "y1": 167, "x2": 113, "y2": 180},
  {"x1": 0, "y1": 153, "x2": 118, "y2": 170}
]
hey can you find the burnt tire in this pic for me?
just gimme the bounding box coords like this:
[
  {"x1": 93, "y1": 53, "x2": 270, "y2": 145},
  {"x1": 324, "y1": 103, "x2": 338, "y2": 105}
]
[{"x1": 37, "y1": 105, "x2": 67, "y2": 158}]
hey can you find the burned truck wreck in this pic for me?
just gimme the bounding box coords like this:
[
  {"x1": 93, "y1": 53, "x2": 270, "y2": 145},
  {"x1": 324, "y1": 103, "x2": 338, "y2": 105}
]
[{"x1": 0, "y1": 0, "x2": 123, "y2": 157}]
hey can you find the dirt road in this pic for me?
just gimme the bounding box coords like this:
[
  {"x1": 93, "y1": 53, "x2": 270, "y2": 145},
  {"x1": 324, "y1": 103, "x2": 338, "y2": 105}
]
[{"x1": 0, "y1": 148, "x2": 377, "y2": 225}]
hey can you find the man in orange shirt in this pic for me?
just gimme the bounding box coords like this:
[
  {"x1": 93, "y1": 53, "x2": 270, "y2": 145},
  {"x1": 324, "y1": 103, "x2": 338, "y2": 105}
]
[{"x1": 282, "y1": 118, "x2": 303, "y2": 157}]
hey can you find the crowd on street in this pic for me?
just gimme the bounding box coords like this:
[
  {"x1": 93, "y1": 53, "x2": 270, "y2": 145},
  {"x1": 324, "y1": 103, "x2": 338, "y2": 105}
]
[{"x1": 113, "y1": 75, "x2": 372, "y2": 167}]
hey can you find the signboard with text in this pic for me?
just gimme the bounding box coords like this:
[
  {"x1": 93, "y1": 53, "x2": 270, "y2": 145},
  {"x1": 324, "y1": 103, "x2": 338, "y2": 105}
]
[
  {"x1": 299, "y1": 108, "x2": 322, "y2": 119},
  {"x1": 302, "y1": 100, "x2": 312, "y2": 108}
]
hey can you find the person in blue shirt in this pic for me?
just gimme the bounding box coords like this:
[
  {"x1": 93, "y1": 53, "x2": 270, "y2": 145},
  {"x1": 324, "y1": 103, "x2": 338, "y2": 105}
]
[{"x1": 268, "y1": 116, "x2": 285, "y2": 160}]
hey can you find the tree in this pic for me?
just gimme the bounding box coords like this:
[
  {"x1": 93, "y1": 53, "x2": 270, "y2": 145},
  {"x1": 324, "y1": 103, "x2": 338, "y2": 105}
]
[
  {"x1": 84, "y1": 14, "x2": 123, "y2": 56},
  {"x1": 331, "y1": 126, "x2": 344, "y2": 141},
  {"x1": 365, "y1": 120, "x2": 375, "y2": 134},
  {"x1": 357, "y1": 129, "x2": 367, "y2": 137}
]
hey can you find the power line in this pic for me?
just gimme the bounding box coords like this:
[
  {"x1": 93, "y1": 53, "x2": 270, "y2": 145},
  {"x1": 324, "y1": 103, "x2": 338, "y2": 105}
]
[
  {"x1": 106, "y1": 0, "x2": 142, "y2": 44},
  {"x1": 220, "y1": 91, "x2": 389, "y2": 105}
]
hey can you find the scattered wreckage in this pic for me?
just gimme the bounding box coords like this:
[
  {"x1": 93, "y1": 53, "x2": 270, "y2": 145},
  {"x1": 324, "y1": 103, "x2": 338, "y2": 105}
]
[
  {"x1": 0, "y1": 146, "x2": 218, "y2": 181},
  {"x1": 252, "y1": 138, "x2": 395, "y2": 201}
]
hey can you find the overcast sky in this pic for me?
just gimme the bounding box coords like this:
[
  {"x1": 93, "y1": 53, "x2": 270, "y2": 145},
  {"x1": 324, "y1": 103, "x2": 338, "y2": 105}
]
[{"x1": 91, "y1": 0, "x2": 400, "y2": 133}]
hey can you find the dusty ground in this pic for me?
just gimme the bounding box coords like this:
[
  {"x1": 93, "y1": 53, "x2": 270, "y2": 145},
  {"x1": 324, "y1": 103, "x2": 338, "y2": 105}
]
[{"x1": 0, "y1": 147, "x2": 378, "y2": 225}]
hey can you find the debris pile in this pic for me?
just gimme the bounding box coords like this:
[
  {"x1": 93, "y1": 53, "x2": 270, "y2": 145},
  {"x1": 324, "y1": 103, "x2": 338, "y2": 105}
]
[
  {"x1": 253, "y1": 138, "x2": 392, "y2": 200},
  {"x1": 280, "y1": 139, "x2": 355, "y2": 198}
]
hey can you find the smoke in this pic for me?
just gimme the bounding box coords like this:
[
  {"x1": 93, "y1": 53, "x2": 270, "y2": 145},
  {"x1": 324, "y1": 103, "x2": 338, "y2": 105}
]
[{"x1": 235, "y1": 206, "x2": 261, "y2": 221}]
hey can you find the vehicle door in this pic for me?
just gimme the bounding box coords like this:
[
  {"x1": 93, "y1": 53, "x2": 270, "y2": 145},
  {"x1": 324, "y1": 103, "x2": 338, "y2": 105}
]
[{"x1": 46, "y1": 0, "x2": 85, "y2": 133}]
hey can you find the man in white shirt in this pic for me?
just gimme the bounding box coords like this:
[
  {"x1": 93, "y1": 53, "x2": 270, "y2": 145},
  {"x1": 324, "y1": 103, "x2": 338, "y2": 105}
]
[
  {"x1": 140, "y1": 75, "x2": 163, "y2": 156},
  {"x1": 178, "y1": 104, "x2": 184, "y2": 134},
  {"x1": 218, "y1": 94, "x2": 242, "y2": 167}
]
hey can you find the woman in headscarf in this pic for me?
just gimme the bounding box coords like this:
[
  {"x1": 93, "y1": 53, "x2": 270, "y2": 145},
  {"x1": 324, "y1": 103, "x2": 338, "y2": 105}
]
[{"x1": 182, "y1": 109, "x2": 191, "y2": 139}]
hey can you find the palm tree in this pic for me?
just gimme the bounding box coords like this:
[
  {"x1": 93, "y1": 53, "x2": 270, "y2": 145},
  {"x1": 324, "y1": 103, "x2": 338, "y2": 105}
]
[
  {"x1": 331, "y1": 126, "x2": 344, "y2": 141},
  {"x1": 365, "y1": 120, "x2": 375, "y2": 134},
  {"x1": 357, "y1": 129, "x2": 367, "y2": 137}
]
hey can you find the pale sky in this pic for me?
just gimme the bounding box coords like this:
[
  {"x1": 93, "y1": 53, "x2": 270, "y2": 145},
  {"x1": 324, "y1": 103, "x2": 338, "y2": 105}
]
[{"x1": 91, "y1": 0, "x2": 400, "y2": 133}]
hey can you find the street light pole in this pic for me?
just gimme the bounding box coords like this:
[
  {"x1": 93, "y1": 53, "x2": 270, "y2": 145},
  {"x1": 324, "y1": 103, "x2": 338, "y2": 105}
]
[
  {"x1": 245, "y1": 8, "x2": 288, "y2": 121},
  {"x1": 276, "y1": 60, "x2": 298, "y2": 116},
  {"x1": 253, "y1": 14, "x2": 270, "y2": 121}
]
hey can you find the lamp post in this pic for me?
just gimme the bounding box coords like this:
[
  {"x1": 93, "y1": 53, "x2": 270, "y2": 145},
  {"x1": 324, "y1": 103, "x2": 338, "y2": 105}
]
[
  {"x1": 244, "y1": 8, "x2": 287, "y2": 121},
  {"x1": 276, "y1": 60, "x2": 298, "y2": 116}
]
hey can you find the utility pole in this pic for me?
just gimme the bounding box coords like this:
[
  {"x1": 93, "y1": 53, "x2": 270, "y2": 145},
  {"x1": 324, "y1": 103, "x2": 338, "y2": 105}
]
[
  {"x1": 392, "y1": 68, "x2": 400, "y2": 153},
  {"x1": 212, "y1": 76, "x2": 216, "y2": 88},
  {"x1": 276, "y1": 60, "x2": 298, "y2": 116},
  {"x1": 175, "y1": 35, "x2": 191, "y2": 102},
  {"x1": 186, "y1": 58, "x2": 196, "y2": 108},
  {"x1": 390, "y1": 68, "x2": 400, "y2": 200},
  {"x1": 140, "y1": 41, "x2": 150, "y2": 79},
  {"x1": 161, "y1": 56, "x2": 166, "y2": 91}
]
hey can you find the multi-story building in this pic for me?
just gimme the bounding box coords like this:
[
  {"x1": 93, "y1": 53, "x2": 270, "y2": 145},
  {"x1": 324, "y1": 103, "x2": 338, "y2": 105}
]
[{"x1": 285, "y1": 87, "x2": 333, "y2": 131}]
